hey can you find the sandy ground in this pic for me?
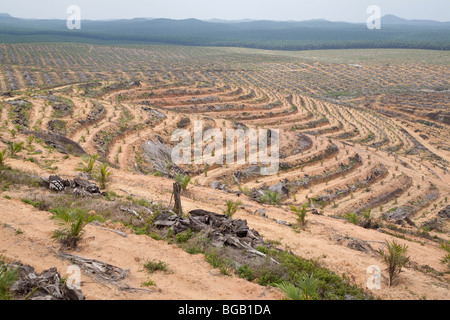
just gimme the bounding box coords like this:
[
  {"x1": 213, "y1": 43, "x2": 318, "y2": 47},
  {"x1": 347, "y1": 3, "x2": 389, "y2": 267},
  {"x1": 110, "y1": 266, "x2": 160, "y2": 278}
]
[{"x1": 0, "y1": 198, "x2": 280, "y2": 300}]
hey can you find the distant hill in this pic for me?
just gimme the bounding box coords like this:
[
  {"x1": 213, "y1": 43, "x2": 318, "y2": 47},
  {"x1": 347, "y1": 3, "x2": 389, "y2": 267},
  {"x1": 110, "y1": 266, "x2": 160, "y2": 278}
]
[
  {"x1": 381, "y1": 14, "x2": 450, "y2": 27},
  {"x1": 0, "y1": 13, "x2": 448, "y2": 50}
]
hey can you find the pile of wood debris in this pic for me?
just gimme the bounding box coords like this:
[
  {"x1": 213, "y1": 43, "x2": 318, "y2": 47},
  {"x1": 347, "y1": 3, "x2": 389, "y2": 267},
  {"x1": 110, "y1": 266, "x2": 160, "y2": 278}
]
[
  {"x1": 8, "y1": 263, "x2": 85, "y2": 300},
  {"x1": 154, "y1": 209, "x2": 270, "y2": 259}
]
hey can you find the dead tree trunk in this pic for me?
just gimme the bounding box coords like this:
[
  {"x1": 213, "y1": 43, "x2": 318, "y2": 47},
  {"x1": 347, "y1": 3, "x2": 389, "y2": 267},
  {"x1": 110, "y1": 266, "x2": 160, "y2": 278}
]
[{"x1": 173, "y1": 182, "x2": 182, "y2": 216}]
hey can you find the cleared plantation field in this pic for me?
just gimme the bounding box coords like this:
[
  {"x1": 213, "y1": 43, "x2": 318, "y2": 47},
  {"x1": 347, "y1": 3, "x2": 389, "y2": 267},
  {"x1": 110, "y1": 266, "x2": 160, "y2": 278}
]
[{"x1": 0, "y1": 43, "x2": 449, "y2": 300}]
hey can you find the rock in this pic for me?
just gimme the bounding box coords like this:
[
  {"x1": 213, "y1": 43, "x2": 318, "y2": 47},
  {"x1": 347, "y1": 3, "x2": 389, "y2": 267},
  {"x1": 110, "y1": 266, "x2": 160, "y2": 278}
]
[
  {"x1": 142, "y1": 107, "x2": 166, "y2": 119},
  {"x1": 211, "y1": 181, "x2": 225, "y2": 190},
  {"x1": 384, "y1": 207, "x2": 408, "y2": 221},
  {"x1": 233, "y1": 165, "x2": 260, "y2": 184},
  {"x1": 255, "y1": 208, "x2": 267, "y2": 218},
  {"x1": 358, "y1": 219, "x2": 379, "y2": 229},
  {"x1": 176, "y1": 117, "x2": 190, "y2": 129},
  {"x1": 438, "y1": 205, "x2": 450, "y2": 219},
  {"x1": 24, "y1": 130, "x2": 86, "y2": 156},
  {"x1": 268, "y1": 181, "x2": 289, "y2": 196},
  {"x1": 276, "y1": 220, "x2": 292, "y2": 227}
]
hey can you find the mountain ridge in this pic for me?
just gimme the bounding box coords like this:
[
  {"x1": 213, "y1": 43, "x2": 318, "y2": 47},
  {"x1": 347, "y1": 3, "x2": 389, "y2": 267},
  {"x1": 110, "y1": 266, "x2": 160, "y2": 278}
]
[{"x1": 0, "y1": 13, "x2": 448, "y2": 51}]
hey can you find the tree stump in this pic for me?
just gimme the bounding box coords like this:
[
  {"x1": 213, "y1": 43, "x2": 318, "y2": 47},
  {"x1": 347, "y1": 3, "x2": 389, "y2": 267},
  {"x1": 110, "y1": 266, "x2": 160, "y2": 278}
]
[{"x1": 173, "y1": 182, "x2": 182, "y2": 216}]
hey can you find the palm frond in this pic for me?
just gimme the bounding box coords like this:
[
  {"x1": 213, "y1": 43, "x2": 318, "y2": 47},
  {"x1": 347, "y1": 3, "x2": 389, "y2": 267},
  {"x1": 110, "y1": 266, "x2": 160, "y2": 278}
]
[
  {"x1": 298, "y1": 273, "x2": 319, "y2": 300},
  {"x1": 0, "y1": 260, "x2": 18, "y2": 300},
  {"x1": 275, "y1": 282, "x2": 301, "y2": 300}
]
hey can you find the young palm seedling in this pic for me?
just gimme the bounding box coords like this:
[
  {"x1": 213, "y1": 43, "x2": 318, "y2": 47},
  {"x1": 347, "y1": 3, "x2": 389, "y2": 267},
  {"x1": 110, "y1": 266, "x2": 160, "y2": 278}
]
[
  {"x1": 260, "y1": 190, "x2": 281, "y2": 205},
  {"x1": 440, "y1": 243, "x2": 450, "y2": 271},
  {"x1": 95, "y1": 163, "x2": 112, "y2": 189},
  {"x1": 276, "y1": 273, "x2": 319, "y2": 300},
  {"x1": 0, "y1": 149, "x2": 8, "y2": 168},
  {"x1": 223, "y1": 199, "x2": 242, "y2": 217},
  {"x1": 51, "y1": 208, "x2": 98, "y2": 249},
  {"x1": 289, "y1": 203, "x2": 308, "y2": 227},
  {"x1": 76, "y1": 154, "x2": 98, "y2": 175},
  {"x1": 345, "y1": 212, "x2": 359, "y2": 225},
  {"x1": 175, "y1": 174, "x2": 191, "y2": 191},
  {"x1": 0, "y1": 258, "x2": 18, "y2": 300},
  {"x1": 7, "y1": 142, "x2": 24, "y2": 157},
  {"x1": 378, "y1": 240, "x2": 410, "y2": 286}
]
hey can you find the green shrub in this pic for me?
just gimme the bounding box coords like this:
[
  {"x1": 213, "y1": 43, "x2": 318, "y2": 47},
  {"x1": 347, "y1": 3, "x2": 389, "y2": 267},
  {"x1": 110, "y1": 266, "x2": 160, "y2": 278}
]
[
  {"x1": 144, "y1": 260, "x2": 168, "y2": 274},
  {"x1": 133, "y1": 198, "x2": 152, "y2": 208},
  {"x1": 21, "y1": 198, "x2": 43, "y2": 208},
  {"x1": 264, "y1": 249, "x2": 369, "y2": 300},
  {"x1": 237, "y1": 265, "x2": 254, "y2": 281},
  {"x1": 176, "y1": 229, "x2": 193, "y2": 243},
  {"x1": 0, "y1": 168, "x2": 41, "y2": 188},
  {"x1": 204, "y1": 248, "x2": 232, "y2": 275},
  {"x1": 256, "y1": 267, "x2": 283, "y2": 286},
  {"x1": 149, "y1": 232, "x2": 163, "y2": 241},
  {"x1": 141, "y1": 279, "x2": 156, "y2": 287}
]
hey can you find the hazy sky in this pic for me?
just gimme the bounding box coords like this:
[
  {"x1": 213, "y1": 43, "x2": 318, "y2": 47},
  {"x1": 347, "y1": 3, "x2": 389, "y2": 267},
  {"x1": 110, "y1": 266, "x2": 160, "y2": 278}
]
[{"x1": 1, "y1": 0, "x2": 449, "y2": 22}]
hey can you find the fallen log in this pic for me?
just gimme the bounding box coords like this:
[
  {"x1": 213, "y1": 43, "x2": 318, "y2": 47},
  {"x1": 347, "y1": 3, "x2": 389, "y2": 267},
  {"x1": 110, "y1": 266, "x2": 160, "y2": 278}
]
[
  {"x1": 58, "y1": 252, "x2": 129, "y2": 286},
  {"x1": 120, "y1": 206, "x2": 144, "y2": 221}
]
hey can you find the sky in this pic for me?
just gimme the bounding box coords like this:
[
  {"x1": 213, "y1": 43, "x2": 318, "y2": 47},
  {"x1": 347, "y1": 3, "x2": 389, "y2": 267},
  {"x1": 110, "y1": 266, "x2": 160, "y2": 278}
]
[{"x1": 1, "y1": 0, "x2": 449, "y2": 22}]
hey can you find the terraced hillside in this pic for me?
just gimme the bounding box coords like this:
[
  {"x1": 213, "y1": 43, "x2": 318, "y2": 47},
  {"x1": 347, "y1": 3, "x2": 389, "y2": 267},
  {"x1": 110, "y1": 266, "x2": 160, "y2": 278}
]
[{"x1": 0, "y1": 43, "x2": 449, "y2": 300}]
